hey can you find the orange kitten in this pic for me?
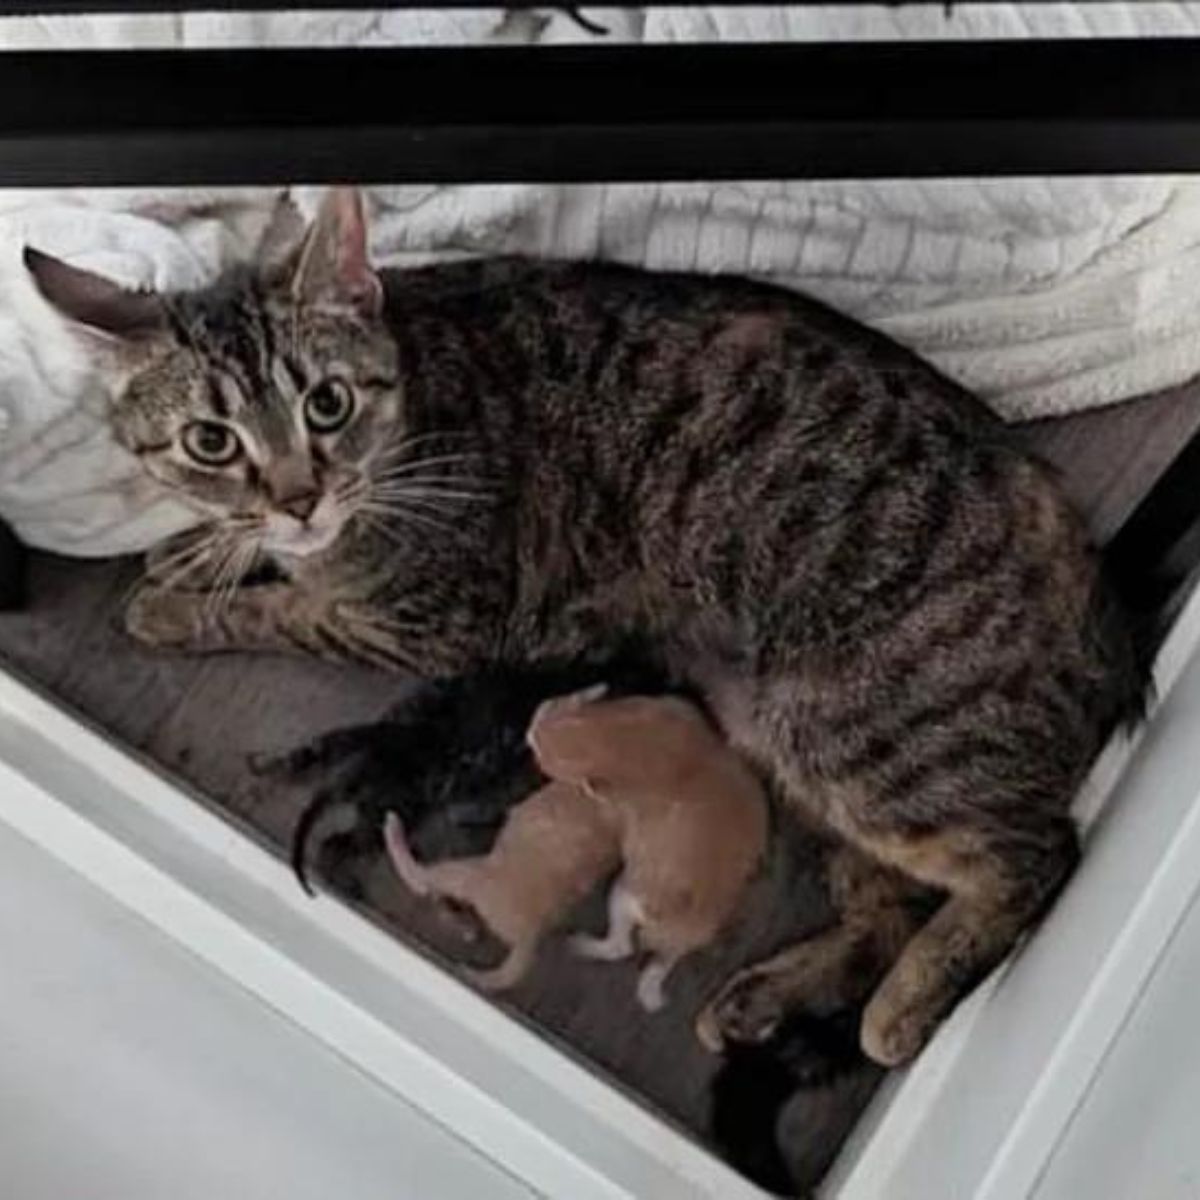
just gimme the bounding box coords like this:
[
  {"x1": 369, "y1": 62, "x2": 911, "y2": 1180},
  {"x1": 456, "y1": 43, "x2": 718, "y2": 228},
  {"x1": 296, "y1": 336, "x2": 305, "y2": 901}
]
[
  {"x1": 384, "y1": 780, "x2": 620, "y2": 991},
  {"x1": 529, "y1": 691, "x2": 768, "y2": 1010}
]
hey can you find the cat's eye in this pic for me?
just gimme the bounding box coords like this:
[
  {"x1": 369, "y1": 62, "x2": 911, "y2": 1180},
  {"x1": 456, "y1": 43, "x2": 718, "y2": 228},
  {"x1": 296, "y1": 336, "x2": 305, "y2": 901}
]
[
  {"x1": 181, "y1": 420, "x2": 241, "y2": 466},
  {"x1": 304, "y1": 380, "x2": 355, "y2": 433}
]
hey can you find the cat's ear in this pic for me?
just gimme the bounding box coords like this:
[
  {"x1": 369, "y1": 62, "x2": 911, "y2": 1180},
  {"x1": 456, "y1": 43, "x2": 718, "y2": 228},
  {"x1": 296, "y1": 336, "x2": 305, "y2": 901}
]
[
  {"x1": 23, "y1": 247, "x2": 166, "y2": 348},
  {"x1": 256, "y1": 190, "x2": 308, "y2": 281},
  {"x1": 289, "y1": 187, "x2": 383, "y2": 319}
]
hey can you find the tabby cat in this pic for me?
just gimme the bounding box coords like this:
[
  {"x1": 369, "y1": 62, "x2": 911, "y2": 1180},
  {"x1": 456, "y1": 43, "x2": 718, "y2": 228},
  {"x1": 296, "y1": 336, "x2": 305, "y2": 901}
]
[{"x1": 25, "y1": 188, "x2": 1145, "y2": 1069}]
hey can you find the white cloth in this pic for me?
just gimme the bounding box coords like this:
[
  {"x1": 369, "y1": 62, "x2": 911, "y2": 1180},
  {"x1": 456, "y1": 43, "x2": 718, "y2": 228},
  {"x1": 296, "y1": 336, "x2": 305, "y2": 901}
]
[{"x1": 1, "y1": 5, "x2": 1199, "y2": 556}]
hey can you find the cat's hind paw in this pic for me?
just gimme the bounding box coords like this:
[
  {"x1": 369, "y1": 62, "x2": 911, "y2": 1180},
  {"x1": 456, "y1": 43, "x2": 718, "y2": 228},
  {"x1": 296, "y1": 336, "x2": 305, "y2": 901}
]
[{"x1": 696, "y1": 964, "x2": 790, "y2": 1051}]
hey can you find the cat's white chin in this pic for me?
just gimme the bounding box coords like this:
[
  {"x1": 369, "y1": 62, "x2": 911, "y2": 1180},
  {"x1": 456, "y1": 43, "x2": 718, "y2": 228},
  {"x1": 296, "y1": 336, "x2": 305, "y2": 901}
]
[{"x1": 263, "y1": 519, "x2": 343, "y2": 558}]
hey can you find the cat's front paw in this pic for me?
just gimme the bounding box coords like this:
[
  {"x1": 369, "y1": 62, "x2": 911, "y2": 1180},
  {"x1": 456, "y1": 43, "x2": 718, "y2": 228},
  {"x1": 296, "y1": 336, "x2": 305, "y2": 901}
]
[
  {"x1": 696, "y1": 964, "x2": 790, "y2": 1052},
  {"x1": 860, "y1": 986, "x2": 938, "y2": 1068},
  {"x1": 124, "y1": 588, "x2": 208, "y2": 650}
]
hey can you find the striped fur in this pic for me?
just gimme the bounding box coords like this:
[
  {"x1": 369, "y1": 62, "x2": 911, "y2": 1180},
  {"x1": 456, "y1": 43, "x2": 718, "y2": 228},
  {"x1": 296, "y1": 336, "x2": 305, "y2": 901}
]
[{"x1": 28, "y1": 190, "x2": 1148, "y2": 1079}]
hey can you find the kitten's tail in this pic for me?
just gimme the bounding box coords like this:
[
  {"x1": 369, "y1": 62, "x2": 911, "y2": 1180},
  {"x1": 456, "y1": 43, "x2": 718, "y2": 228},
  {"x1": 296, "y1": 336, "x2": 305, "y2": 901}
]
[
  {"x1": 461, "y1": 939, "x2": 538, "y2": 993},
  {"x1": 289, "y1": 789, "x2": 346, "y2": 896},
  {"x1": 710, "y1": 1011, "x2": 863, "y2": 1196}
]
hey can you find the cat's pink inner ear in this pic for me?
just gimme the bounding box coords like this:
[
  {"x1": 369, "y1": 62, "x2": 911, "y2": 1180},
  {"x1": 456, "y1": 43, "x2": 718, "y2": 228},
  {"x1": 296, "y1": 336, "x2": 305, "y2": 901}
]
[
  {"x1": 292, "y1": 186, "x2": 383, "y2": 318},
  {"x1": 23, "y1": 247, "x2": 165, "y2": 342}
]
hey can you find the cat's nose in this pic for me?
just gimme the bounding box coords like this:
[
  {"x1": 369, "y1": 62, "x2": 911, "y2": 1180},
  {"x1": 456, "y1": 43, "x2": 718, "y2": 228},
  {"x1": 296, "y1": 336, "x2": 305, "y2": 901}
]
[{"x1": 280, "y1": 491, "x2": 320, "y2": 522}]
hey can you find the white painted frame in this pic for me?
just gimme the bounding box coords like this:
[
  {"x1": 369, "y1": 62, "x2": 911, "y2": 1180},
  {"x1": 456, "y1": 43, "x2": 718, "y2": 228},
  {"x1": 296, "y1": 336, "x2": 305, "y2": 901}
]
[{"x1": 2, "y1": 582, "x2": 1200, "y2": 1199}]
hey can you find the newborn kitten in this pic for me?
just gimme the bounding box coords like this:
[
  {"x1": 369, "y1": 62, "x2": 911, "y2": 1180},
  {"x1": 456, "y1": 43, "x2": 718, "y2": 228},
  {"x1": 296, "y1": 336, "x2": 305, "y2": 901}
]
[
  {"x1": 709, "y1": 1009, "x2": 866, "y2": 1195},
  {"x1": 384, "y1": 780, "x2": 619, "y2": 991},
  {"x1": 530, "y1": 689, "x2": 769, "y2": 1011},
  {"x1": 267, "y1": 651, "x2": 669, "y2": 896}
]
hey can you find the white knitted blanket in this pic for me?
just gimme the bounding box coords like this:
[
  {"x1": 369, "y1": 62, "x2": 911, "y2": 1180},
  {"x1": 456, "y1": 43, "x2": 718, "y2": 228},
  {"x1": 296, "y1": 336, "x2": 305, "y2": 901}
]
[{"x1": 0, "y1": 4, "x2": 1198, "y2": 556}]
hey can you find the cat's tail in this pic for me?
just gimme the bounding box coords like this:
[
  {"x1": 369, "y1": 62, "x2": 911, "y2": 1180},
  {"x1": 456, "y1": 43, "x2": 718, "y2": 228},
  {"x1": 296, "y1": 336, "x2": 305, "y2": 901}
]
[{"x1": 709, "y1": 1010, "x2": 863, "y2": 1196}]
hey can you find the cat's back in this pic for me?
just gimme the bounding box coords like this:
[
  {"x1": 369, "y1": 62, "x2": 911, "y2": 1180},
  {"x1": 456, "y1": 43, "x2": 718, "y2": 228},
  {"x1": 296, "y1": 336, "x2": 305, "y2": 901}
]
[
  {"x1": 383, "y1": 255, "x2": 977, "y2": 402},
  {"x1": 385, "y1": 254, "x2": 1008, "y2": 481}
]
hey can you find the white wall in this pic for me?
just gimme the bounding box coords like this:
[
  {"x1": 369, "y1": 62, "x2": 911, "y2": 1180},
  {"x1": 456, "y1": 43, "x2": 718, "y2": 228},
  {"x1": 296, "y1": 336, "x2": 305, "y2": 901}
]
[
  {"x1": 1034, "y1": 885, "x2": 1200, "y2": 1200},
  {"x1": 0, "y1": 820, "x2": 533, "y2": 1200}
]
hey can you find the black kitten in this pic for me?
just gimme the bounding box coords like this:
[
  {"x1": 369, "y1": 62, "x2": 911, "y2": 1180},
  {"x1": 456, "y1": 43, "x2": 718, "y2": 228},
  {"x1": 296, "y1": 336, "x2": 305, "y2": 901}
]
[
  {"x1": 257, "y1": 649, "x2": 673, "y2": 896},
  {"x1": 710, "y1": 1009, "x2": 866, "y2": 1195}
]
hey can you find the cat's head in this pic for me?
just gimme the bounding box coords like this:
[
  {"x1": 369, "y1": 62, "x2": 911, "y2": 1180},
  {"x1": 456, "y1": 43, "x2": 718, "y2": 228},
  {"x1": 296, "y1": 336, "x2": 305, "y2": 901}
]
[{"x1": 25, "y1": 188, "x2": 399, "y2": 558}]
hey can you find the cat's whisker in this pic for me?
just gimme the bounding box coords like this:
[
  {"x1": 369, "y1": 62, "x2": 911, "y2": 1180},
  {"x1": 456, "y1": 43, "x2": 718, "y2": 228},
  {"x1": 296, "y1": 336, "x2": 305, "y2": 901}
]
[
  {"x1": 358, "y1": 500, "x2": 460, "y2": 539},
  {"x1": 202, "y1": 540, "x2": 243, "y2": 626},
  {"x1": 149, "y1": 537, "x2": 213, "y2": 577},
  {"x1": 131, "y1": 535, "x2": 224, "y2": 608},
  {"x1": 370, "y1": 485, "x2": 493, "y2": 505},
  {"x1": 150, "y1": 528, "x2": 228, "y2": 578},
  {"x1": 374, "y1": 434, "x2": 480, "y2": 469},
  {"x1": 204, "y1": 533, "x2": 261, "y2": 626},
  {"x1": 360, "y1": 499, "x2": 459, "y2": 532},
  {"x1": 380, "y1": 430, "x2": 477, "y2": 452},
  {"x1": 225, "y1": 537, "x2": 262, "y2": 616},
  {"x1": 370, "y1": 452, "x2": 486, "y2": 479},
  {"x1": 369, "y1": 466, "x2": 493, "y2": 487},
  {"x1": 365, "y1": 479, "x2": 477, "y2": 509},
  {"x1": 336, "y1": 479, "x2": 373, "y2": 505},
  {"x1": 376, "y1": 439, "x2": 481, "y2": 460},
  {"x1": 372, "y1": 484, "x2": 493, "y2": 509},
  {"x1": 369, "y1": 469, "x2": 494, "y2": 489},
  {"x1": 359, "y1": 513, "x2": 412, "y2": 549},
  {"x1": 370, "y1": 470, "x2": 491, "y2": 493},
  {"x1": 370, "y1": 499, "x2": 489, "y2": 528}
]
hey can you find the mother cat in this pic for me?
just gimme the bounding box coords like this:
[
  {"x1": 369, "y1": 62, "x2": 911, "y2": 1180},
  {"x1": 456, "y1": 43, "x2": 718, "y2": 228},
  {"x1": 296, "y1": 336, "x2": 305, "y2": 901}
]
[{"x1": 25, "y1": 188, "x2": 1144, "y2": 1068}]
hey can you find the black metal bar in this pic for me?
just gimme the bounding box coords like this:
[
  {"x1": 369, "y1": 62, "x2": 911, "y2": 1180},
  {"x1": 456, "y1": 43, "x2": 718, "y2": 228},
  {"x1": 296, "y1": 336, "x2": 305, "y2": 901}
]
[{"x1": 1, "y1": 41, "x2": 1200, "y2": 186}]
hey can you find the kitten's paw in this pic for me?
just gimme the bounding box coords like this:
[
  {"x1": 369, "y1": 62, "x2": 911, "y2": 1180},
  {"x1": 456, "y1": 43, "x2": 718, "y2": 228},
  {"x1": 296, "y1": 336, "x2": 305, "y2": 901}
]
[
  {"x1": 696, "y1": 966, "x2": 788, "y2": 1052},
  {"x1": 636, "y1": 962, "x2": 669, "y2": 1011},
  {"x1": 568, "y1": 932, "x2": 633, "y2": 962},
  {"x1": 123, "y1": 589, "x2": 206, "y2": 649}
]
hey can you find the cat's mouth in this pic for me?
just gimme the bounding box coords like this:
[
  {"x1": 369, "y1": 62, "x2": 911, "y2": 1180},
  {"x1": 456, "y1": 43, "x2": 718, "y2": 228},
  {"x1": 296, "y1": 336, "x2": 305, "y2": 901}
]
[
  {"x1": 267, "y1": 523, "x2": 342, "y2": 557},
  {"x1": 262, "y1": 507, "x2": 345, "y2": 558}
]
